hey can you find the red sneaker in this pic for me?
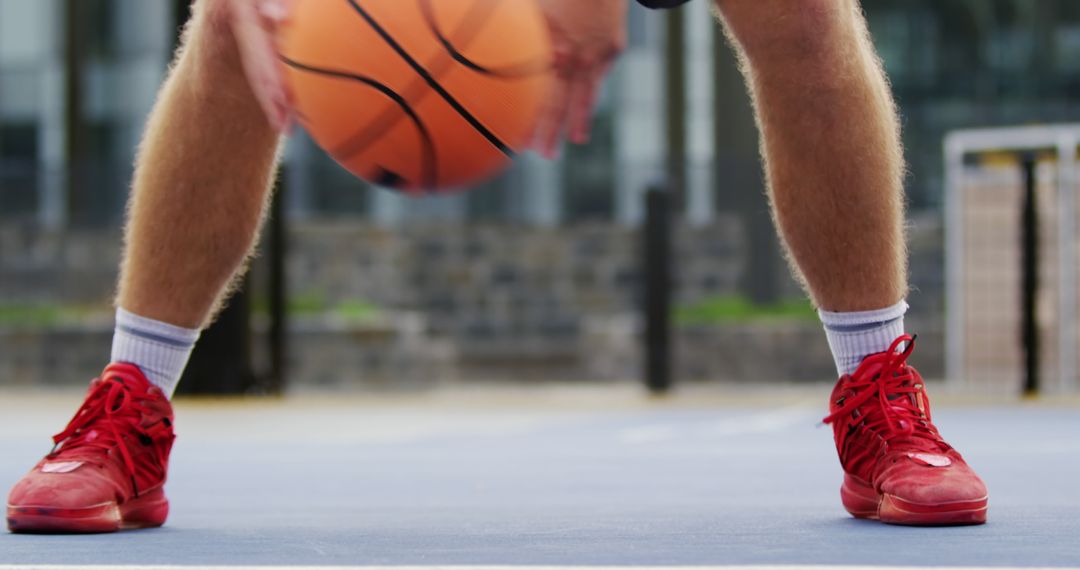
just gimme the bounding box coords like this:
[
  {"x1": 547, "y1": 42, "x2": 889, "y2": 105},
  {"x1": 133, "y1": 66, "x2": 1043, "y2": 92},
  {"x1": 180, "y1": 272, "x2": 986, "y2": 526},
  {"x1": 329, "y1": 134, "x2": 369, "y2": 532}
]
[
  {"x1": 7, "y1": 363, "x2": 175, "y2": 533},
  {"x1": 823, "y1": 335, "x2": 988, "y2": 525}
]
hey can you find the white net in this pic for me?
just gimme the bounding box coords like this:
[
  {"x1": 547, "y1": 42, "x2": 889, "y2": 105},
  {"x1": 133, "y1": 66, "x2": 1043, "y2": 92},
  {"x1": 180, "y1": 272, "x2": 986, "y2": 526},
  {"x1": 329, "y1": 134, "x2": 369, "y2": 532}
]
[{"x1": 945, "y1": 125, "x2": 1080, "y2": 395}]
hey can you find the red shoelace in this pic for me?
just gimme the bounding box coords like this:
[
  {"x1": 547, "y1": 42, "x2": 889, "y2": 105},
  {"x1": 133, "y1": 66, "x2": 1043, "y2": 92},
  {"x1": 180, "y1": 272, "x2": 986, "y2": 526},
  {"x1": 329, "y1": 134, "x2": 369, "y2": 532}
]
[
  {"x1": 822, "y1": 335, "x2": 948, "y2": 456},
  {"x1": 48, "y1": 372, "x2": 155, "y2": 496}
]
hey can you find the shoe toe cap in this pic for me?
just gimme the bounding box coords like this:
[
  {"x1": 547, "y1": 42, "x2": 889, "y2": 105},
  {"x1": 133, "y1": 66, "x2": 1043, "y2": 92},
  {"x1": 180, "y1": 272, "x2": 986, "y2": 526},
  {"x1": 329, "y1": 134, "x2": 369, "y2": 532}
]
[
  {"x1": 8, "y1": 465, "x2": 119, "y2": 510},
  {"x1": 879, "y1": 457, "x2": 988, "y2": 505}
]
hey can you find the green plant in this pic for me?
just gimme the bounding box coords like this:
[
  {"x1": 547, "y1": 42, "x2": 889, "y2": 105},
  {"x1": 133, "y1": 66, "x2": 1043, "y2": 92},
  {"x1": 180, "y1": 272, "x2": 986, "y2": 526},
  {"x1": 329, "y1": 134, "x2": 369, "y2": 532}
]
[
  {"x1": 675, "y1": 295, "x2": 815, "y2": 325},
  {"x1": 0, "y1": 303, "x2": 104, "y2": 327},
  {"x1": 334, "y1": 300, "x2": 380, "y2": 323}
]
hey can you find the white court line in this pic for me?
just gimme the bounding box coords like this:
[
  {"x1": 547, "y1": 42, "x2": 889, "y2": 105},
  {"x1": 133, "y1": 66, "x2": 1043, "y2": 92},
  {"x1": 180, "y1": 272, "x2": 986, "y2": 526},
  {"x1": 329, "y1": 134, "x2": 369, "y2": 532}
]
[
  {"x1": 0, "y1": 566, "x2": 1076, "y2": 570},
  {"x1": 619, "y1": 402, "x2": 818, "y2": 444},
  {"x1": 700, "y1": 403, "x2": 820, "y2": 437}
]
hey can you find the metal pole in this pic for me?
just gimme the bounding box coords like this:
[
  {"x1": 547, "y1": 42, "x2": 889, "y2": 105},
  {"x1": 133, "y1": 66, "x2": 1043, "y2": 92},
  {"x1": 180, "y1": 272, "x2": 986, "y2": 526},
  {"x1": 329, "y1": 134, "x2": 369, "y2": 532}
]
[
  {"x1": 1056, "y1": 137, "x2": 1078, "y2": 394},
  {"x1": 642, "y1": 6, "x2": 686, "y2": 395},
  {"x1": 665, "y1": 8, "x2": 687, "y2": 211},
  {"x1": 644, "y1": 186, "x2": 673, "y2": 394},
  {"x1": 63, "y1": 0, "x2": 88, "y2": 226},
  {"x1": 943, "y1": 136, "x2": 966, "y2": 389},
  {"x1": 267, "y1": 173, "x2": 288, "y2": 394},
  {"x1": 1020, "y1": 154, "x2": 1039, "y2": 397}
]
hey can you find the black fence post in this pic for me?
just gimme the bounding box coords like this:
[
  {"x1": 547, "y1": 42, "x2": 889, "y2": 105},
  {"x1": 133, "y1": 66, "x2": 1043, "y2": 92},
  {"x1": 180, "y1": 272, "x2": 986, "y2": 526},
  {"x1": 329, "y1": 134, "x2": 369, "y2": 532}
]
[
  {"x1": 266, "y1": 174, "x2": 288, "y2": 395},
  {"x1": 1020, "y1": 153, "x2": 1040, "y2": 397},
  {"x1": 177, "y1": 282, "x2": 256, "y2": 396},
  {"x1": 644, "y1": 186, "x2": 674, "y2": 395}
]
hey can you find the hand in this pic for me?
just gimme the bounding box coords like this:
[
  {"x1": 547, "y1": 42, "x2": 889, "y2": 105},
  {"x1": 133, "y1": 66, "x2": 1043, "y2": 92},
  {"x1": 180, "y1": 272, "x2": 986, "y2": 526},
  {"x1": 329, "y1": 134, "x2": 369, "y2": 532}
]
[
  {"x1": 223, "y1": 0, "x2": 294, "y2": 131},
  {"x1": 533, "y1": 0, "x2": 628, "y2": 158}
]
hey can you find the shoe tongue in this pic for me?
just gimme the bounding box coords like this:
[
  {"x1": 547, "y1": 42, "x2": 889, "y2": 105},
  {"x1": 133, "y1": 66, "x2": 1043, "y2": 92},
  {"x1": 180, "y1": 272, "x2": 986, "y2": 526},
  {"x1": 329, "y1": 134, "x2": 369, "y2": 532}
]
[
  {"x1": 90, "y1": 377, "x2": 134, "y2": 414},
  {"x1": 877, "y1": 401, "x2": 945, "y2": 454},
  {"x1": 885, "y1": 377, "x2": 917, "y2": 406},
  {"x1": 854, "y1": 370, "x2": 942, "y2": 451}
]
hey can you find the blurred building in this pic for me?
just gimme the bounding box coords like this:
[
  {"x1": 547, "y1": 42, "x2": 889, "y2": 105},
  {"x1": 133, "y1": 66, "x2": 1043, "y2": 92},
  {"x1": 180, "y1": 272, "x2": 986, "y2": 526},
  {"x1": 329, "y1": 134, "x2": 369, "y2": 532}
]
[
  {"x1": 0, "y1": 0, "x2": 174, "y2": 227},
  {"x1": 0, "y1": 0, "x2": 710, "y2": 229},
  {"x1": 5, "y1": 1, "x2": 1080, "y2": 228}
]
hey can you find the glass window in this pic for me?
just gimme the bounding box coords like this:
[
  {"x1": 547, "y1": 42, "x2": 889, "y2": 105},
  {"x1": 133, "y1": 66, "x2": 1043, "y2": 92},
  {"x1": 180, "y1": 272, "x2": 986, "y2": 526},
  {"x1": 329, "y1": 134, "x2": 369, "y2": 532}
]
[
  {"x1": 627, "y1": 5, "x2": 651, "y2": 50},
  {"x1": 869, "y1": 8, "x2": 940, "y2": 89},
  {"x1": 307, "y1": 149, "x2": 373, "y2": 218},
  {"x1": 0, "y1": 0, "x2": 49, "y2": 64},
  {"x1": 562, "y1": 108, "x2": 615, "y2": 223},
  {"x1": 466, "y1": 170, "x2": 512, "y2": 222},
  {"x1": 67, "y1": 121, "x2": 132, "y2": 227},
  {"x1": 985, "y1": 28, "x2": 1035, "y2": 73},
  {"x1": 1054, "y1": 25, "x2": 1080, "y2": 72},
  {"x1": 0, "y1": 123, "x2": 39, "y2": 221},
  {"x1": 85, "y1": 0, "x2": 117, "y2": 59}
]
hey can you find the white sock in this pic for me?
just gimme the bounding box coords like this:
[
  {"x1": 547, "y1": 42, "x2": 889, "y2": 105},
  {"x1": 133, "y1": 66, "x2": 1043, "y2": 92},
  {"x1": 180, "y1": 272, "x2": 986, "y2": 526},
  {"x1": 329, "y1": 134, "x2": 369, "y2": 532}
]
[
  {"x1": 819, "y1": 300, "x2": 908, "y2": 376},
  {"x1": 110, "y1": 308, "x2": 201, "y2": 398}
]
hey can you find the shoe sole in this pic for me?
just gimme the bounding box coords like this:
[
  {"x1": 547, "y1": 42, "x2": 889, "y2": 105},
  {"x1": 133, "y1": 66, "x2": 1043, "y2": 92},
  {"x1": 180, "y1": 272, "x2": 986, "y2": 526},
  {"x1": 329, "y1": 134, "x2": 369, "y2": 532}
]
[
  {"x1": 7, "y1": 488, "x2": 168, "y2": 534},
  {"x1": 841, "y1": 476, "x2": 987, "y2": 526}
]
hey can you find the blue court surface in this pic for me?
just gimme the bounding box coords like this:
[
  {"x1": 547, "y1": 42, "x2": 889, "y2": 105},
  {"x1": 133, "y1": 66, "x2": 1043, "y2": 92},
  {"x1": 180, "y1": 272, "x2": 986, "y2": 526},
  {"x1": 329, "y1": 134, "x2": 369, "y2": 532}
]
[{"x1": 1, "y1": 385, "x2": 1078, "y2": 569}]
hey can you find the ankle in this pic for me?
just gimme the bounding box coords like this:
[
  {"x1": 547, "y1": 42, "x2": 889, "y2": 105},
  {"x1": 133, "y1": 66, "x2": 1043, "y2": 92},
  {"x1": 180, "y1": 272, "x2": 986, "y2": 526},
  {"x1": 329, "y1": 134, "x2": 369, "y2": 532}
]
[
  {"x1": 110, "y1": 308, "x2": 201, "y2": 398},
  {"x1": 820, "y1": 300, "x2": 908, "y2": 375}
]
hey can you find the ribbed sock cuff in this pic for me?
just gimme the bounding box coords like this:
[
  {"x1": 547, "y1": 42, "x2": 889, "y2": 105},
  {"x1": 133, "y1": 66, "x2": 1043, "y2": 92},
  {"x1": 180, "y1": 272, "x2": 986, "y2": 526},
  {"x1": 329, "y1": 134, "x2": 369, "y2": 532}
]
[
  {"x1": 819, "y1": 301, "x2": 908, "y2": 376},
  {"x1": 110, "y1": 308, "x2": 200, "y2": 398}
]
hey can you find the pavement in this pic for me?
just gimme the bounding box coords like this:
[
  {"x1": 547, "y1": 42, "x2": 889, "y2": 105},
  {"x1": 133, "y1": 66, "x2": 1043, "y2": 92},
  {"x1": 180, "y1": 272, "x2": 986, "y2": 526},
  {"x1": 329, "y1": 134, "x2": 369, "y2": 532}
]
[{"x1": 0, "y1": 384, "x2": 1078, "y2": 569}]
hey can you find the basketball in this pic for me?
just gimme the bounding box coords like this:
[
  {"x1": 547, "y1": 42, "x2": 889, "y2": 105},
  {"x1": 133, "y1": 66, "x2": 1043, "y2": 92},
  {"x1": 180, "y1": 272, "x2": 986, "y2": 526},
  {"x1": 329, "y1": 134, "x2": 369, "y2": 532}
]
[{"x1": 279, "y1": 0, "x2": 554, "y2": 193}]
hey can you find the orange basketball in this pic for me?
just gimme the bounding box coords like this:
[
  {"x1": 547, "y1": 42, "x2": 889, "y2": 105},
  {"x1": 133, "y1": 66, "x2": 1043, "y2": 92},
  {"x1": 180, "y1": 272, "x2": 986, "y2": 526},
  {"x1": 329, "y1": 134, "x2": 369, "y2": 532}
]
[{"x1": 280, "y1": 0, "x2": 553, "y2": 193}]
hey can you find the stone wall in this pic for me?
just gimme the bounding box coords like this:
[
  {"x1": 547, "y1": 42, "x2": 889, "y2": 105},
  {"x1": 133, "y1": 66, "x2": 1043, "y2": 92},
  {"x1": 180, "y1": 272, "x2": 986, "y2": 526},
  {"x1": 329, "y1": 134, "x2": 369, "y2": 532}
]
[
  {"x1": 0, "y1": 214, "x2": 946, "y2": 387},
  {"x1": 279, "y1": 218, "x2": 748, "y2": 338},
  {"x1": 0, "y1": 225, "x2": 123, "y2": 304},
  {"x1": 278, "y1": 213, "x2": 944, "y2": 330}
]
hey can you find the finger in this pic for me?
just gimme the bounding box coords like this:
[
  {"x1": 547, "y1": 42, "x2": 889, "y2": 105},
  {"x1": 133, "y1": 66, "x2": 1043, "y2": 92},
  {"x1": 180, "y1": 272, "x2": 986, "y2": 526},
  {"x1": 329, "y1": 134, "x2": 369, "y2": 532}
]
[
  {"x1": 531, "y1": 49, "x2": 577, "y2": 158},
  {"x1": 566, "y1": 82, "x2": 595, "y2": 146},
  {"x1": 257, "y1": 0, "x2": 292, "y2": 25},
  {"x1": 233, "y1": 2, "x2": 290, "y2": 130},
  {"x1": 533, "y1": 76, "x2": 573, "y2": 159},
  {"x1": 565, "y1": 64, "x2": 604, "y2": 145},
  {"x1": 259, "y1": 0, "x2": 298, "y2": 127}
]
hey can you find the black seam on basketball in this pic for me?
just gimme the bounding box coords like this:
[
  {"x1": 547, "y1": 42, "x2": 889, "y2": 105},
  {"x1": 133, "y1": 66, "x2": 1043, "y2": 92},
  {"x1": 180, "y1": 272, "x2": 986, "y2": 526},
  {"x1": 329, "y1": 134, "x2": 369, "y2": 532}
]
[
  {"x1": 345, "y1": 0, "x2": 515, "y2": 158},
  {"x1": 281, "y1": 56, "x2": 438, "y2": 189},
  {"x1": 328, "y1": 0, "x2": 494, "y2": 164},
  {"x1": 419, "y1": 0, "x2": 551, "y2": 79}
]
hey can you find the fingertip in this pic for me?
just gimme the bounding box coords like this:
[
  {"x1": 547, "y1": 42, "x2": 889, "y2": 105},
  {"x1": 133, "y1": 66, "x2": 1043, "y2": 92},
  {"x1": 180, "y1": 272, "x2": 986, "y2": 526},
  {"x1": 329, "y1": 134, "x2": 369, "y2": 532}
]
[
  {"x1": 268, "y1": 113, "x2": 285, "y2": 133},
  {"x1": 261, "y1": 1, "x2": 286, "y2": 21},
  {"x1": 277, "y1": 101, "x2": 295, "y2": 134},
  {"x1": 529, "y1": 122, "x2": 552, "y2": 156},
  {"x1": 264, "y1": 97, "x2": 288, "y2": 132},
  {"x1": 543, "y1": 140, "x2": 561, "y2": 160},
  {"x1": 573, "y1": 127, "x2": 591, "y2": 145},
  {"x1": 541, "y1": 134, "x2": 556, "y2": 159}
]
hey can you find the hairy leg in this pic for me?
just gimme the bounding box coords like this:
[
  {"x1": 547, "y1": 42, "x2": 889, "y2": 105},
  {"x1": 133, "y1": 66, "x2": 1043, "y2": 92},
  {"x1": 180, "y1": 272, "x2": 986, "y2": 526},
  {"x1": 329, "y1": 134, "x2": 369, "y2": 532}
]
[
  {"x1": 715, "y1": 0, "x2": 906, "y2": 311},
  {"x1": 116, "y1": 0, "x2": 281, "y2": 328}
]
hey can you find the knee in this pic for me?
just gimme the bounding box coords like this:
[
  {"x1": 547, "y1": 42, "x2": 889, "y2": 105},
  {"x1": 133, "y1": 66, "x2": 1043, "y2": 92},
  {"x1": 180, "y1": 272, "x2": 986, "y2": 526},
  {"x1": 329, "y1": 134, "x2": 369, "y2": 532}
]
[{"x1": 718, "y1": 0, "x2": 852, "y2": 66}]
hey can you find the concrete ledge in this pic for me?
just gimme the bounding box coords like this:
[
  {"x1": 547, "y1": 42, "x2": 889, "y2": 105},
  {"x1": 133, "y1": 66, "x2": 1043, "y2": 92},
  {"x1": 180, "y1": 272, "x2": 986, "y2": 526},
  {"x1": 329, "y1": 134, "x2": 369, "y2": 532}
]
[{"x1": 0, "y1": 317, "x2": 944, "y2": 388}]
